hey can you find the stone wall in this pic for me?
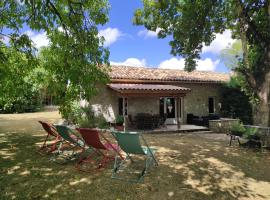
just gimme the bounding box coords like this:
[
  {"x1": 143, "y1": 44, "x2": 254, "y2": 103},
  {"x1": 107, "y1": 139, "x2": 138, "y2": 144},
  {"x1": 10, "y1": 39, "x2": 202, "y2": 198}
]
[
  {"x1": 84, "y1": 85, "x2": 119, "y2": 123},
  {"x1": 209, "y1": 118, "x2": 240, "y2": 133},
  {"x1": 85, "y1": 82, "x2": 224, "y2": 124},
  {"x1": 174, "y1": 83, "x2": 223, "y2": 123},
  {"x1": 128, "y1": 97, "x2": 159, "y2": 116}
]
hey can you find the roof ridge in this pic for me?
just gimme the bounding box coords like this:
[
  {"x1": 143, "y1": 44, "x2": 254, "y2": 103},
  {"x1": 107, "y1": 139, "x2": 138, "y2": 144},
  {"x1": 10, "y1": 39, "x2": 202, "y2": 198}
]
[
  {"x1": 109, "y1": 65, "x2": 230, "y2": 83},
  {"x1": 110, "y1": 65, "x2": 229, "y2": 75}
]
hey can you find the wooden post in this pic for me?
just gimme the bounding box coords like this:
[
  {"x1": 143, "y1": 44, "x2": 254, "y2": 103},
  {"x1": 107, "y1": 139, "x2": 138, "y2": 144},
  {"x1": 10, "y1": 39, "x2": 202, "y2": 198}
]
[
  {"x1": 123, "y1": 97, "x2": 126, "y2": 131},
  {"x1": 177, "y1": 96, "x2": 181, "y2": 129}
]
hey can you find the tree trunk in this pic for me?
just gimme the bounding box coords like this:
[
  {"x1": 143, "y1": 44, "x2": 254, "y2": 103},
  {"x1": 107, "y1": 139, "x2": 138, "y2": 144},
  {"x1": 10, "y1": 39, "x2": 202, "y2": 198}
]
[
  {"x1": 236, "y1": 0, "x2": 270, "y2": 126},
  {"x1": 253, "y1": 71, "x2": 270, "y2": 126}
]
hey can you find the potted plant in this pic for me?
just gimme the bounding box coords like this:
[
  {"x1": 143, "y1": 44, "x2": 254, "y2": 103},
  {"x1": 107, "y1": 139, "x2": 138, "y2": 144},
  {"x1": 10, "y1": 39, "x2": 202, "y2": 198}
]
[
  {"x1": 115, "y1": 115, "x2": 124, "y2": 131},
  {"x1": 244, "y1": 127, "x2": 259, "y2": 140},
  {"x1": 230, "y1": 122, "x2": 245, "y2": 137}
]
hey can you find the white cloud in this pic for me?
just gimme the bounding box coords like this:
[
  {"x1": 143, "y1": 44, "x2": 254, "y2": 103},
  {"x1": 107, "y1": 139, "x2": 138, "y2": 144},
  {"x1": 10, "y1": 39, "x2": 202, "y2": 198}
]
[
  {"x1": 159, "y1": 58, "x2": 185, "y2": 70},
  {"x1": 0, "y1": 35, "x2": 10, "y2": 44},
  {"x1": 110, "y1": 58, "x2": 146, "y2": 67},
  {"x1": 98, "y1": 27, "x2": 122, "y2": 47},
  {"x1": 159, "y1": 57, "x2": 219, "y2": 71},
  {"x1": 202, "y1": 30, "x2": 235, "y2": 54},
  {"x1": 138, "y1": 28, "x2": 161, "y2": 39},
  {"x1": 197, "y1": 58, "x2": 220, "y2": 71},
  {"x1": 15, "y1": 0, "x2": 24, "y2": 5},
  {"x1": 24, "y1": 30, "x2": 49, "y2": 48}
]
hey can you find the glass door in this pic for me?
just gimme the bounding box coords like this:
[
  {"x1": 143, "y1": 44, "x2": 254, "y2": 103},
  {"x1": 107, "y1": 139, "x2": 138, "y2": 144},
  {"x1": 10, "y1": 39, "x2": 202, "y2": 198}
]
[
  {"x1": 159, "y1": 97, "x2": 177, "y2": 124},
  {"x1": 166, "y1": 98, "x2": 175, "y2": 118}
]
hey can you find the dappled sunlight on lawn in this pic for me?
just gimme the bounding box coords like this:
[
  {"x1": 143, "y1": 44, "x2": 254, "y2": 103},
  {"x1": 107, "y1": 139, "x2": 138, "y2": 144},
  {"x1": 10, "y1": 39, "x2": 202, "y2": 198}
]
[
  {"x1": 145, "y1": 133, "x2": 270, "y2": 200},
  {"x1": 1, "y1": 111, "x2": 270, "y2": 199}
]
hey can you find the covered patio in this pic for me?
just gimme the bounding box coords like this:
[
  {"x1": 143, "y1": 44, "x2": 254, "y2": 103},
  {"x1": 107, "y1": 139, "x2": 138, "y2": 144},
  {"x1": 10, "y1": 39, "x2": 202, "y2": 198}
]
[
  {"x1": 148, "y1": 124, "x2": 209, "y2": 133},
  {"x1": 108, "y1": 83, "x2": 192, "y2": 131}
]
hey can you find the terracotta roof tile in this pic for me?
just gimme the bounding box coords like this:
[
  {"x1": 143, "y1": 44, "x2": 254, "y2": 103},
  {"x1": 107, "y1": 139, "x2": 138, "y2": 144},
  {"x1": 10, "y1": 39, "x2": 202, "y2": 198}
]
[
  {"x1": 109, "y1": 65, "x2": 230, "y2": 83},
  {"x1": 108, "y1": 83, "x2": 191, "y2": 92}
]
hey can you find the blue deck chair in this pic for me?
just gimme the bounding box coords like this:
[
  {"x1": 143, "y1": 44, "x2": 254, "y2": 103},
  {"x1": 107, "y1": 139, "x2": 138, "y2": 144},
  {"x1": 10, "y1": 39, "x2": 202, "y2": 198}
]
[
  {"x1": 111, "y1": 131, "x2": 158, "y2": 183},
  {"x1": 52, "y1": 125, "x2": 86, "y2": 164}
]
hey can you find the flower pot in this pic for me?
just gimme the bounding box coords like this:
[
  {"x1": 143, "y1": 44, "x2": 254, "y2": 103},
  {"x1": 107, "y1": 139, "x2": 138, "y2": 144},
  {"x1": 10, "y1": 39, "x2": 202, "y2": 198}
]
[{"x1": 115, "y1": 125, "x2": 124, "y2": 131}]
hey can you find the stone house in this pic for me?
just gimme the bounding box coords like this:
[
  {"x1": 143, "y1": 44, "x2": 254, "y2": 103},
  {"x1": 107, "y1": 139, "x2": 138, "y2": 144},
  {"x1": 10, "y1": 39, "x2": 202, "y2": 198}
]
[{"x1": 87, "y1": 65, "x2": 230, "y2": 128}]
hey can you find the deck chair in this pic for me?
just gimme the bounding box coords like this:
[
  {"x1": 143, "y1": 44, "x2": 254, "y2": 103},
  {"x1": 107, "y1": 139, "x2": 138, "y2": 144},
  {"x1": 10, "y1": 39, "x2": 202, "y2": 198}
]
[
  {"x1": 38, "y1": 121, "x2": 61, "y2": 154},
  {"x1": 52, "y1": 125, "x2": 86, "y2": 164},
  {"x1": 75, "y1": 128, "x2": 123, "y2": 172},
  {"x1": 111, "y1": 131, "x2": 158, "y2": 183}
]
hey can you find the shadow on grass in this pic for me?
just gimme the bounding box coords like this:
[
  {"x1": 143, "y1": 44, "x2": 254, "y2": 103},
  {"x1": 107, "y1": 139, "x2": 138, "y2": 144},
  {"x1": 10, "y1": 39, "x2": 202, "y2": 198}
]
[{"x1": 1, "y1": 129, "x2": 270, "y2": 199}]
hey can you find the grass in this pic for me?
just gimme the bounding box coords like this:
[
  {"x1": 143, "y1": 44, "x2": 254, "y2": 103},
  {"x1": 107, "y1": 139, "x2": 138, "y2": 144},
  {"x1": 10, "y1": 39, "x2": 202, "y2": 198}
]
[{"x1": 1, "y1": 111, "x2": 270, "y2": 199}]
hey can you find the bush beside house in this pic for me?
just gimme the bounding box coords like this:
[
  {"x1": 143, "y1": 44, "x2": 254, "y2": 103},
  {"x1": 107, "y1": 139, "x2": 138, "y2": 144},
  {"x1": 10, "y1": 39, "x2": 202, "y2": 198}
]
[
  {"x1": 220, "y1": 79, "x2": 253, "y2": 124},
  {"x1": 63, "y1": 102, "x2": 109, "y2": 129}
]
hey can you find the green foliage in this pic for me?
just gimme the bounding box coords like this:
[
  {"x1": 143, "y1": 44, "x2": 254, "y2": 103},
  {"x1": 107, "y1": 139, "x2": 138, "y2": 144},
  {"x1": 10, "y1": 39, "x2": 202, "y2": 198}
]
[
  {"x1": 64, "y1": 102, "x2": 109, "y2": 129},
  {"x1": 95, "y1": 115, "x2": 110, "y2": 129},
  {"x1": 243, "y1": 127, "x2": 259, "y2": 140},
  {"x1": 115, "y1": 115, "x2": 124, "y2": 125},
  {"x1": 134, "y1": 0, "x2": 228, "y2": 71},
  {"x1": 1, "y1": 1, "x2": 110, "y2": 117},
  {"x1": 62, "y1": 102, "x2": 84, "y2": 125},
  {"x1": 134, "y1": 1, "x2": 270, "y2": 74},
  {"x1": 220, "y1": 77, "x2": 253, "y2": 124},
  {"x1": 220, "y1": 40, "x2": 243, "y2": 70},
  {"x1": 0, "y1": 46, "x2": 42, "y2": 113},
  {"x1": 135, "y1": 1, "x2": 270, "y2": 126},
  {"x1": 0, "y1": 89, "x2": 42, "y2": 113},
  {"x1": 230, "y1": 122, "x2": 245, "y2": 137}
]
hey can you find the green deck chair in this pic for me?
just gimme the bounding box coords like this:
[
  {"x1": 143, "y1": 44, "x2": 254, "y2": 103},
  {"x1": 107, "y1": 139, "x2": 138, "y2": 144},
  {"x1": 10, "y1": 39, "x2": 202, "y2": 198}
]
[
  {"x1": 111, "y1": 131, "x2": 158, "y2": 183},
  {"x1": 52, "y1": 125, "x2": 86, "y2": 164}
]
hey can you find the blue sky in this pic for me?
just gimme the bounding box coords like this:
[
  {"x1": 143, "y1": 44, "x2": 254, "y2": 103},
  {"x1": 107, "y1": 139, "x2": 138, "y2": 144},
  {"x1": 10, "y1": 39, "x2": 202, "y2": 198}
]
[
  {"x1": 3, "y1": 0, "x2": 233, "y2": 73},
  {"x1": 100, "y1": 0, "x2": 233, "y2": 73}
]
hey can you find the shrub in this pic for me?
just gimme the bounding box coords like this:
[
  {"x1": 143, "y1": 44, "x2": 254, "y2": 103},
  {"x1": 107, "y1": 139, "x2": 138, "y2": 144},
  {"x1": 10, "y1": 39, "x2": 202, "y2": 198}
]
[
  {"x1": 115, "y1": 115, "x2": 124, "y2": 125},
  {"x1": 243, "y1": 127, "x2": 259, "y2": 140},
  {"x1": 0, "y1": 90, "x2": 42, "y2": 113},
  {"x1": 220, "y1": 78, "x2": 253, "y2": 124},
  {"x1": 95, "y1": 115, "x2": 109, "y2": 129},
  {"x1": 61, "y1": 102, "x2": 84, "y2": 125},
  {"x1": 230, "y1": 122, "x2": 246, "y2": 137},
  {"x1": 63, "y1": 103, "x2": 109, "y2": 129}
]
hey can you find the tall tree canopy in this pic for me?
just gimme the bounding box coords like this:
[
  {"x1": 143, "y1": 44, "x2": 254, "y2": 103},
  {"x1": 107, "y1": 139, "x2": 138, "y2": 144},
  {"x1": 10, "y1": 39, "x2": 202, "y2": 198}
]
[
  {"x1": 134, "y1": 0, "x2": 270, "y2": 126},
  {"x1": 220, "y1": 40, "x2": 243, "y2": 70},
  {"x1": 0, "y1": 0, "x2": 110, "y2": 115}
]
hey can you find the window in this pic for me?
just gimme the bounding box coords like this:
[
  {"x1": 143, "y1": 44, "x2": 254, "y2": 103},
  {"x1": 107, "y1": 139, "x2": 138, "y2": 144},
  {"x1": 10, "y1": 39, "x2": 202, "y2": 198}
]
[
  {"x1": 208, "y1": 97, "x2": 215, "y2": 114},
  {"x1": 118, "y1": 97, "x2": 128, "y2": 116}
]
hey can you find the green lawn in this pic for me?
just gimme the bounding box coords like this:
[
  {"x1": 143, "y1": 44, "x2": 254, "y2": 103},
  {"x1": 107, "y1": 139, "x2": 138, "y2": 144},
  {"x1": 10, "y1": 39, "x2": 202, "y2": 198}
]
[{"x1": 1, "y1": 111, "x2": 270, "y2": 200}]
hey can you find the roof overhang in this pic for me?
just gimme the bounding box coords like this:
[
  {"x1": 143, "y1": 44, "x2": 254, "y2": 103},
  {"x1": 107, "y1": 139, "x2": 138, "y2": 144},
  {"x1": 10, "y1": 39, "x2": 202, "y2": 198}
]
[
  {"x1": 107, "y1": 83, "x2": 191, "y2": 97},
  {"x1": 111, "y1": 78, "x2": 226, "y2": 84}
]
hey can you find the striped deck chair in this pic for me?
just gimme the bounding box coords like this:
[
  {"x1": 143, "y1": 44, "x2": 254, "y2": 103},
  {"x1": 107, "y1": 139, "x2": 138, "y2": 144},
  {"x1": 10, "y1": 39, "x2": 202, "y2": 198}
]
[
  {"x1": 52, "y1": 125, "x2": 85, "y2": 164},
  {"x1": 38, "y1": 121, "x2": 61, "y2": 154},
  {"x1": 111, "y1": 131, "x2": 158, "y2": 183},
  {"x1": 75, "y1": 128, "x2": 123, "y2": 172}
]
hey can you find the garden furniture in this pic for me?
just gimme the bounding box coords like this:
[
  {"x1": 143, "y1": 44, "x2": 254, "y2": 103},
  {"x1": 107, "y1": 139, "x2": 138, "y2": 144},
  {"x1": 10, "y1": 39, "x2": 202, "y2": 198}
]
[
  {"x1": 75, "y1": 128, "x2": 123, "y2": 172},
  {"x1": 52, "y1": 125, "x2": 85, "y2": 164},
  {"x1": 38, "y1": 121, "x2": 61, "y2": 154},
  {"x1": 111, "y1": 131, "x2": 158, "y2": 183}
]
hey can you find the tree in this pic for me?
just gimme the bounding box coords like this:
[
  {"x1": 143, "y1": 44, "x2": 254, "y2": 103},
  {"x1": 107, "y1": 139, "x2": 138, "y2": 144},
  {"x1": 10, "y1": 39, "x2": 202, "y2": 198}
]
[
  {"x1": 134, "y1": 0, "x2": 270, "y2": 126},
  {"x1": 220, "y1": 78, "x2": 253, "y2": 124},
  {"x1": 0, "y1": 46, "x2": 42, "y2": 113},
  {"x1": 0, "y1": 0, "x2": 110, "y2": 115},
  {"x1": 220, "y1": 40, "x2": 243, "y2": 70}
]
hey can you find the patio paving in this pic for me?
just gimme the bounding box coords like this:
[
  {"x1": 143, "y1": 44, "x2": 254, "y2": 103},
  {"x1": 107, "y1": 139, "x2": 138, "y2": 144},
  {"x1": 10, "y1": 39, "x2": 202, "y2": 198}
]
[{"x1": 129, "y1": 124, "x2": 209, "y2": 133}]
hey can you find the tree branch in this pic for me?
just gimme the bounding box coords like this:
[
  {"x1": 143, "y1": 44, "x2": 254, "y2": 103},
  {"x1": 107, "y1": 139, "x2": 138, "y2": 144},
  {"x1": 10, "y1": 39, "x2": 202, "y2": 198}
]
[
  {"x1": 46, "y1": 0, "x2": 67, "y2": 32},
  {"x1": 236, "y1": 0, "x2": 268, "y2": 47}
]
